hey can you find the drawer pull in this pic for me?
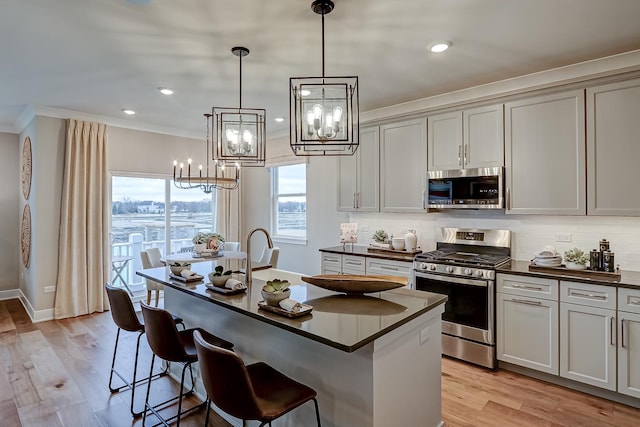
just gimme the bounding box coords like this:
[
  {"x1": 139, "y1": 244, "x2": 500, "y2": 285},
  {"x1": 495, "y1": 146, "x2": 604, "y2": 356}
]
[
  {"x1": 511, "y1": 298, "x2": 542, "y2": 306},
  {"x1": 569, "y1": 290, "x2": 607, "y2": 300},
  {"x1": 379, "y1": 265, "x2": 399, "y2": 271},
  {"x1": 511, "y1": 284, "x2": 543, "y2": 291},
  {"x1": 622, "y1": 319, "x2": 626, "y2": 348},
  {"x1": 629, "y1": 297, "x2": 640, "y2": 306},
  {"x1": 345, "y1": 261, "x2": 361, "y2": 266},
  {"x1": 610, "y1": 316, "x2": 615, "y2": 346}
]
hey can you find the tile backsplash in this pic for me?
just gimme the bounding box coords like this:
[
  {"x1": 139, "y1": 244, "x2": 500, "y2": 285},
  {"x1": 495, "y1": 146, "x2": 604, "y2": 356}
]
[{"x1": 350, "y1": 211, "x2": 640, "y2": 271}]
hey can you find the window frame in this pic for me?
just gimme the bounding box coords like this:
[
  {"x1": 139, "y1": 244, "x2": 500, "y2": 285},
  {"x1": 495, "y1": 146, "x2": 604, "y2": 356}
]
[{"x1": 270, "y1": 164, "x2": 307, "y2": 245}]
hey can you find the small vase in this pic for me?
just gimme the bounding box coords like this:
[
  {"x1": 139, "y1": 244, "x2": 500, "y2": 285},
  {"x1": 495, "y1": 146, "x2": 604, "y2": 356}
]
[
  {"x1": 565, "y1": 262, "x2": 587, "y2": 270},
  {"x1": 404, "y1": 229, "x2": 417, "y2": 252}
]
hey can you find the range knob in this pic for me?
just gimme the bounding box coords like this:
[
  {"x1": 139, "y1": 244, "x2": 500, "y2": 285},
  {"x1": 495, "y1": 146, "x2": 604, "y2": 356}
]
[
  {"x1": 486, "y1": 270, "x2": 495, "y2": 280},
  {"x1": 429, "y1": 264, "x2": 437, "y2": 271},
  {"x1": 446, "y1": 266, "x2": 454, "y2": 273},
  {"x1": 418, "y1": 263, "x2": 429, "y2": 270},
  {"x1": 475, "y1": 270, "x2": 484, "y2": 278},
  {"x1": 464, "y1": 268, "x2": 472, "y2": 275}
]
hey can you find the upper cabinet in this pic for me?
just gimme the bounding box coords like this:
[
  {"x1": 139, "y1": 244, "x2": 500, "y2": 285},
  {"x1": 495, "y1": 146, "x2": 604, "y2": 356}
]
[
  {"x1": 337, "y1": 126, "x2": 379, "y2": 212},
  {"x1": 380, "y1": 117, "x2": 427, "y2": 212},
  {"x1": 427, "y1": 104, "x2": 504, "y2": 171},
  {"x1": 587, "y1": 78, "x2": 640, "y2": 216},
  {"x1": 505, "y1": 90, "x2": 586, "y2": 215}
]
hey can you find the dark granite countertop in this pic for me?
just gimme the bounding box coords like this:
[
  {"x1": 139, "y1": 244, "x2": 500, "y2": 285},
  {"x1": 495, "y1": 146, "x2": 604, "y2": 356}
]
[
  {"x1": 498, "y1": 260, "x2": 640, "y2": 289},
  {"x1": 136, "y1": 264, "x2": 446, "y2": 353},
  {"x1": 320, "y1": 245, "x2": 417, "y2": 262}
]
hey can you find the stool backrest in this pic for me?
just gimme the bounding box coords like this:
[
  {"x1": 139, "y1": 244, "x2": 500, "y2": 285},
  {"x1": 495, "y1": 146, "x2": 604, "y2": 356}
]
[
  {"x1": 146, "y1": 247, "x2": 163, "y2": 267},
  {"x1": 140, "y1": 302, "x2": 189, "y2": 362},
  {"x1": 193, "y1": 330, "x2": 262, "y2": 420},
  {"x1": 257, "y1": 246, "x2": 279, "y2": 268},
  {"x1": 224, "y1": 241, "x2": 240, "y2": 252},
  {"x1": 105, "y1": 283, "x2": 143, "y2": 332}
]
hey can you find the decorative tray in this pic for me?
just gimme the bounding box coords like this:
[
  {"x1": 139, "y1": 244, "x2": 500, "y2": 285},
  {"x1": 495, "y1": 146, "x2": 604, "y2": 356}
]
[
  {"x1": 301, "y1": 274, "x2": 407, "y2": 294},
  {"x1": 205, "y1": 283, "x2": 247, "y2": 295},
  {"x1": 258, "y1": 301, "x2": 313, "y2": 318},
  {"x1": 528, "y1": 263, "x2": 621, "y2": 282},
  {"x1": 192, "y1": 252, "x2": 223, "y2": 259},
  {"x1": 367, "y1": 246, "x2": 422, "y2": 255},
  {"x1": 169, "y1": 273, "x2": 204, "y2": 282}
]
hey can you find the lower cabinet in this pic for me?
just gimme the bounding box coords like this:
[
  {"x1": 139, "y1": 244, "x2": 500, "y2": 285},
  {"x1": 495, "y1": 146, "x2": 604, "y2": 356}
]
[
  {"x1": 618, "y1": 287, "x2": 640, "y2": 398},
  {"x1": 320, "y1": 251, "x2": 411, "y2": 286},
  {"x1": 496, "y1": 274, "x2": 559, "y2": 374},
  {"x1": 321, "y1": 253, "x2": 342, "y2": 275},
  {"x1": 365, "y1": 258, "x2": 412, "y2": 288},
  {"x1": 342, "y1": 255, "x2": 366, "y2": 275}
]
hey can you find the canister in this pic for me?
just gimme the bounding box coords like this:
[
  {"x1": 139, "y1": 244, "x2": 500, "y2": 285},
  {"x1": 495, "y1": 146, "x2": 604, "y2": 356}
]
[
  {"x1": 599, "y1": 238, "x2": 610, "y2": 253},
  {"x1": 590, "y1": 249, "x2": 601, "y2": 271},
  {"x1": 602, "y1": 251, "x2": 615, "y2": 272}
]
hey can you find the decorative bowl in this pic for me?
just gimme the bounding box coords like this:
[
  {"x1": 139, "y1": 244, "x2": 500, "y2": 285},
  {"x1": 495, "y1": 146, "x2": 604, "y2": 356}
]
[
  {"x1": 565, "y1": 262, "x2": 587, "y2": 270},
  {"x1": 208, "y1": 273, "x2": 230, "y2": 287},
  {"x1": 261, "y1": 289, "x2": 291, "y2": 307},
  {"x1": 169, "y1": 261, "x2": 192, "y2": 275},
  {"x1": 301, "y1": 274, "x2": 407, "y2": 295}
]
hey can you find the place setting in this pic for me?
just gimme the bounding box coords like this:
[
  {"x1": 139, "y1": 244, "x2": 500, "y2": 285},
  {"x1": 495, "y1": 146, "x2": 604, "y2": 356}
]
[
  {"x1": 258, "y1": 279, "x2": 313, "y2": 318},
  {"x1": 205, "y1": 266, "x2": 247, "y2": 295}
]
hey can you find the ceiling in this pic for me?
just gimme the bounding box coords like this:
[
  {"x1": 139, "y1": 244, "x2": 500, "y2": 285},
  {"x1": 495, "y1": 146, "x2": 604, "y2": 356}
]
[{"x1": 2, "y1": 0, "x2": 640, "y2": 138}]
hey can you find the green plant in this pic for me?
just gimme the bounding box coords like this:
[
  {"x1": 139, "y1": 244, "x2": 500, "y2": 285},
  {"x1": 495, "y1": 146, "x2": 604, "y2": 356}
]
[
  {"x1": 372, "y1": 229, "x2": 388, "y2": 243},
  {"x1": 192, "y1": 231, "x2": 225, "y2": 244},
  {"x1": 211, "y1": 265, "x2": 232, "y2": 277},
  {"x1": 564, "y1": 248, "x2": 589, "y2": 265},
  {"x1": 262, "y1": 279, "x2": 290, "y2": 293}
]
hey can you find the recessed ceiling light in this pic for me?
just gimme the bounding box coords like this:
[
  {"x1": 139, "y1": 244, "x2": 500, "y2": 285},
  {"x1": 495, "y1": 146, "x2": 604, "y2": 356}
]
[
  {"x1": 274, "y1": 117, "x2": 285, "y2": 123},
  {"x1": 159, "y1": 87, "x2": 174, "y2": 95},
  {"x1": 122, "y1": 109, "x2": 136, "y2": 115},
  {"x1": 428, "y1": 41, "x2": 452, "y2": 53},
  {"x1": 300, "y1": 89, "x2": 311, "y2": 96}
]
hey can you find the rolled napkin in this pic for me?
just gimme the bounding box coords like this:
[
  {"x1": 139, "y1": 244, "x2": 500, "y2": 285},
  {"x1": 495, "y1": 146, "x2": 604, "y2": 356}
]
[
  {"x1": 279, "y1": 298, "x2": 303, "y2": 313},
  {"x1": 371, "y1": 242, "x2": 391, "y2": 249},
  {"x1": 180, "y1": 269, "x2": 198, "y2": 278},
  {"x1": 225, "y1": 278, "x2": 246, "y2": 290}
]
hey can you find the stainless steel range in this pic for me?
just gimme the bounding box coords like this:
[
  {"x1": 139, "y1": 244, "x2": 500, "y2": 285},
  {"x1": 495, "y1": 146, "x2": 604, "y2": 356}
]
[{"x1": 413, "y1": 227, "x2": 511, "y2": 369}]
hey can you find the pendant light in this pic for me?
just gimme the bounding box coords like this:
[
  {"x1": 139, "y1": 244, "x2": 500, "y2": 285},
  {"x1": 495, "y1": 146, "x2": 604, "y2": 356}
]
[
  {"x1": 213, "y1": 46, "x2": 266, "y2": 167},
  {"x1": 289, "y1": 0, "x2": 359, "y2": 156}
]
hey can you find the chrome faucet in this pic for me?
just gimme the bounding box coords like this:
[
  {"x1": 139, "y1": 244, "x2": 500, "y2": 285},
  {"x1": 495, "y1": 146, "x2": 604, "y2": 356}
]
[{"x1": 245, "y1": 227, "x2": 273, "y2": 284}]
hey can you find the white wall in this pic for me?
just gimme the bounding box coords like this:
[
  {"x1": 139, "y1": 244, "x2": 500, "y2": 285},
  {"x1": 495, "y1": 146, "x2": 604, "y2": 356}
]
[{"x1": 0, "y1": 132, "x2": 19, "y2": 292}]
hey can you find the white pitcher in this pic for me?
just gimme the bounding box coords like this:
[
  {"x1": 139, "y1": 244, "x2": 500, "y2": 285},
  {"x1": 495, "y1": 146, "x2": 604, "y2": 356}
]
[{"x1": 404, "y1": 229, "x2": 417, "y2": 251}]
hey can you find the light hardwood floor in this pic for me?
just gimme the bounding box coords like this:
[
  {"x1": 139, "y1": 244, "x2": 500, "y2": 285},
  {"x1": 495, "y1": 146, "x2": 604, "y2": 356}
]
[{"x1": 1, "y1": 298, "x2": 639, "y2": 426}]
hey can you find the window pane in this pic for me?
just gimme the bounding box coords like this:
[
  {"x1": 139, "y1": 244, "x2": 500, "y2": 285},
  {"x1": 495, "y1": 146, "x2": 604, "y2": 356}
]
[
  {"x1": 277, "y1": 164, "x2": 306, "y2": 194},
  {"x1": 169, "y1": 184, "x2": 215, "y2": 254},
  {"x1": 276, "y1": 196, "x2": 306, "y2": 237}
]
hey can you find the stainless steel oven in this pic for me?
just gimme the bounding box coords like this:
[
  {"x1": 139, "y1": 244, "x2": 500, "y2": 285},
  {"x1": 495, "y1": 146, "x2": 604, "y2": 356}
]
[{"x1": 413, "y1": 227, "x2": 511, "y2": 369}]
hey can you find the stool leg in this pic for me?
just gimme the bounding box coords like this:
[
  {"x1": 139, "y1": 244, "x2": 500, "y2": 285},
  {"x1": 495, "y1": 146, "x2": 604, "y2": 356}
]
[
  {"x1": 204, "y1": 398, "x2": 211, "y2": 426},
  {"x1": 312, "y1": 398, "x2": 321, "y2": 426},
  {"x1": 129, "y1": 332, "x2": 144, "y2": 417},
  {"x1": 154, "y1": 289, "x2": 160, "y2": 307},
  {"x1": 147, "y1": 290, "x2": 152, "y2": 305},
  {"x1": 108, "y1": 328, "x2": 121, "y2": 393},
  {"x1": 142, "y1": 354, "x2": 156, "y2": 426}
]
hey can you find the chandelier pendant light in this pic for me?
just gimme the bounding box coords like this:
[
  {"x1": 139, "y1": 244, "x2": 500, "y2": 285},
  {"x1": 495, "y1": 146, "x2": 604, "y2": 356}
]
[
  {"x1": 290, "y1": 0, "x2": 359, "y2": 156},
  {"x1": 173, "y1": 113, "x2": 240, "y2": 193},
  {"x1": 213, "y1": 46, "x2": 266, "y2": 167}
]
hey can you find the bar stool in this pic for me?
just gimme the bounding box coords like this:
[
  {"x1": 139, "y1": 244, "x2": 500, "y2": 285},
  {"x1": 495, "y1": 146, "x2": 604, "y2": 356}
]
[
  {"x1": 193, "y1": 330, "x2": 321, "y2": 427},
  {"x1": 140, "y1": 303, "x2": 234, "y2": 427},
  {"x1": 105, "y1": 284, "x2": 184, "y2": 417}
]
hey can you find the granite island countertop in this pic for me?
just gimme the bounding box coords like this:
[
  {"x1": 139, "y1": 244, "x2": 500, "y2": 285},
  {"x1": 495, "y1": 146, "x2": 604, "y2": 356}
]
[
  {"x1": 137, "y1": 264, "x2": 447, "y2": 352},
  {"x1": 498, "y1": 260, "x2": 640, "y2": 289}
]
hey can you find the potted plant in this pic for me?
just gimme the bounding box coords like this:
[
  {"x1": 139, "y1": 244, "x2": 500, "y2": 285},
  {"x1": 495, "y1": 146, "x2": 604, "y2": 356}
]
[
  {"x1": 372, "y1": 229, "x2": 388, "y2": 244},
  {"x1": 192, "y1": 232, "x2": 225, "y2": 253},
  {"x1": 564, "y1": 248, "x2": 589, "y2": 270},
  {"x1": 261, "y1": 279, "x2": 291, "y2": 306}
]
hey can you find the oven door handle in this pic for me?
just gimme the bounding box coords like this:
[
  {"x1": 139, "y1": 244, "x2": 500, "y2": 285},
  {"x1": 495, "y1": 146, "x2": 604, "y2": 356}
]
[{"x1": 414, "y1": 271, "x2": 490, "y2": 287}]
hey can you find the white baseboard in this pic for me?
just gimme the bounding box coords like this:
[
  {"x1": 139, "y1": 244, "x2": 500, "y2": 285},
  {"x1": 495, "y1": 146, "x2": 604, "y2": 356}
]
[{"x1": 0, "y1": 288, "x2": 54, "y2": 323}]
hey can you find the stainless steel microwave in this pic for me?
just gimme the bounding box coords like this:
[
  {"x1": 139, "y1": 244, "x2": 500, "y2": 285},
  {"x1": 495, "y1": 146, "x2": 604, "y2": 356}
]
[{"x1": 426, "y1": 167, "x2": 504, "y2": 209}]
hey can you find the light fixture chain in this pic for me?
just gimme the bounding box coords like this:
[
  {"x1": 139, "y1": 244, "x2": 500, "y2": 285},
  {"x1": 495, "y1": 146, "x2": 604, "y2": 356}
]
[
  {"x1": 321, "y1": 11, "x2": 325, "y2": 79},
  {"x1": 239, "y1": 51, "x2": 243, "y2": 109}
]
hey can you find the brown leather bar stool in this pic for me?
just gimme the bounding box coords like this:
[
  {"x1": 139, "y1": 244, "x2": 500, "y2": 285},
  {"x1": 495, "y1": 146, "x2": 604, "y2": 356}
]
[
  {"x1": 105, "y1": 284, "x2": 184, "y2": 417},
  {"x1": 141, "y1": 303, "x2": 234, "y2": 427},
  {"x1": 193, "y1": 330, "x2": 321, "y2": 427}
]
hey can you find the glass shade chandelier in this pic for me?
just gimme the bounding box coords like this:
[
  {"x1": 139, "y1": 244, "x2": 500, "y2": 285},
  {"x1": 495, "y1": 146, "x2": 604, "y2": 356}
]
[
  {"x1": 213, "y1": 46, "x2": 266, "y2": 167},
  {"x1": 173, "y1": 113, "x2": 240, "y2": 193},
  {"x1": 290, "y1": 0, "x2": 359, "y2": 156}
]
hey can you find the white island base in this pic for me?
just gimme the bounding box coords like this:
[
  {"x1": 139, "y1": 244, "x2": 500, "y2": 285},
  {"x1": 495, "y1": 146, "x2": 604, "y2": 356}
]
[{"x1": 164, "y1": 285, "x2": 444, "y2": 427}]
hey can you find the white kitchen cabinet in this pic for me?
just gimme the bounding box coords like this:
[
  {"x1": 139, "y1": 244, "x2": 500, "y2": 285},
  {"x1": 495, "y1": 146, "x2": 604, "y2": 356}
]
[
  {"x1": 342, "y1": 255, "x2": 366, "y2": 275},
  {"x1": 428, "y1": 104, "x2": 504, "y2": 171},
  {"x1": 365, "y1": 258, "x2": 413, "y2": 288},
  {"x1": 496, "y1": 274, "x2": 558, "y2": 374},
  {"x1": 380, "y1": 117, "x2": 427, "y2": 212},
  {"x1": 587, "y1": 78, "x2": 640, "y2": 215},
  {"x1": 321, "y1": 252, "x2": 342, "y2": 275},
  {"x1": 618, "y1": 287, "x2": 640, "y2": 398},
  {"x1": 337, "y1": 126, "x2": 379, "y2": 211},
  {"x1": 560, "y1": 281, "x2": 616, "y2": 391},
  {"x1": 505, "y1": 90, "x2": 586, "y2": 215}
]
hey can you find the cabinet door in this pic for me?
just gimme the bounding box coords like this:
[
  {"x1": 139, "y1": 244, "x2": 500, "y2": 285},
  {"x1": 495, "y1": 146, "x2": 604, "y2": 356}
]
[
  {"x1": 497, "y1": 293, "x2": 558, "y2": 374},
  {"x1": 427, "y1": 111, "x2": 462, "y2": 171},
  {"x1": 321, "y1": 253, "x2": 341, "y2": 275},
  {"x1": 380, "y1": 117, "x2": 427, "y2": 212},
  {"x1": 342, "y1": 255, "x2": 366, "y2": 275},
  {"x1": 560, "y1": 302, "x2": 616, "y2": 391},
  {"x1": 463, "y1": 104, "x2": 504, "y2": 169},
  {"x1": 337, "y1": 126, "x2": 379, "y2": 212},
  {"x1": 505, "y1": 90, "x2": 586, "y2": 215},
  {"x1": 587, "y1": 78, "x2": 640, "y2": 215},
  {"x1": 337, "y1": 154, "x2": 357, "y2": 211},
  {"x1": 619, "y1": 311, "x2": 640, "y2": 398}
]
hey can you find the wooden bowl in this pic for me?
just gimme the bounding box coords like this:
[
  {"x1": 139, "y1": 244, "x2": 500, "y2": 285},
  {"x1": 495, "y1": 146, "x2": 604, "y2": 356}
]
[{"x1": 301, "y1": 274, "x2": 407, "y2": 295}]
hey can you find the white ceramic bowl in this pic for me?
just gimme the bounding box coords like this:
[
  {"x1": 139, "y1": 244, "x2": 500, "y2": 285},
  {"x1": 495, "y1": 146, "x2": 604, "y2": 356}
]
[
  {"x1": 391, "y1": 237, "x2": 405, "y2": 251},
  {"x1": 169, "y1": 262, "x2": 192, "y2": 275},
  {"x1": 208, "y1": 273, "x2": 229, "y2": 287},
  {"x1": 261, "y1": 289, "x2": 291, "y2": 307}
]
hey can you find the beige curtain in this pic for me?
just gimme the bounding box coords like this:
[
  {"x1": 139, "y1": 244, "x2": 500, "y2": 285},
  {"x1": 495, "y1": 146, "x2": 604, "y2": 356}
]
[
  {"x1": 54, "y1": 119, "x2": 109, "y2": 319},
  {"x1": 216, "y1": 167, "x2": 242, "y2": 268}
]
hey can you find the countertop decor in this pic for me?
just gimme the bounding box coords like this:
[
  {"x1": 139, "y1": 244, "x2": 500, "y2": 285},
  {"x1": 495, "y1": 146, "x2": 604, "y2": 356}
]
[{"x1": 301, "y1": 274, "x2": 407, "y2": 294}]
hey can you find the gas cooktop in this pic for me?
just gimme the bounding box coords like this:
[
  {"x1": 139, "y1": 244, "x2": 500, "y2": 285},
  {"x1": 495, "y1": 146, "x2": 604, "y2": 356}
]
[{"x1": 415, "y1": 250, "x2": 510, "y2": 268}]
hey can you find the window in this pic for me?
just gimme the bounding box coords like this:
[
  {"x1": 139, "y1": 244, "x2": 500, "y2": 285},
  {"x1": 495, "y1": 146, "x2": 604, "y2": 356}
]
[
  {"x1": 271, "y1": 164, "x2": 306, "y2": 242},
  {"x1": 110, "y1": 175, "x2": 216, "y2": 291}
]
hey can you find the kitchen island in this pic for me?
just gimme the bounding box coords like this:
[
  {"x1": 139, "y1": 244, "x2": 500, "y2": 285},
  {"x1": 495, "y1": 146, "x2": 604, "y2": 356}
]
[{"x1": 137, "y1": 264, "x2": 447, "y2": 427}]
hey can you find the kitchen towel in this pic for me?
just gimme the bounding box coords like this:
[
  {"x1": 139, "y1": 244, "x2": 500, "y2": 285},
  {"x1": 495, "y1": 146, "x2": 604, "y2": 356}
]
[
  {"x1": 180, "y1": 269, "x2": 198, "y2": 278},
  {"x1": 279, "y1": 298, "x2": 303, "y2": 313},
  {"x1": 225, "y1": 278, "x2": 247, "y2": 290}
]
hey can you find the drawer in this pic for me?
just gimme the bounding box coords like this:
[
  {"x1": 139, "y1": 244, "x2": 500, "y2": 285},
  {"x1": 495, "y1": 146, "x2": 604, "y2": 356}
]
[
  {"x1": 560, "y1": 280, "x2": 616, "y2": 310},
  {"x1": 365, "y1": 258, "x2": 411, "y2": 280},
  {"x1": 342, "y1": 255, "x2": 366, "y2": 274},
  {"x1": 618, "y1": 287, "x2": 640, "y2": 314},
  {"x1": 497, "y1": 274, "x2": 558, "y2": 301},
  {"x1": 321, "y1": 253, "x2": 341, "y2": 267}
]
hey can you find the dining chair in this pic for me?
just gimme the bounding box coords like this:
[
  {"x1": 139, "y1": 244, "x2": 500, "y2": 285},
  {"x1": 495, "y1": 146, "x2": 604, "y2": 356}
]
[
  {"x1": 193, "y1": 330, "x2": 321, "y2": 427},
  {"x1": 140, "y1": 303, "x2": 234, "y2": 427},
  {"x1": 105, "y1": 284, "x2": 184, "y2": 417},
  {"x1": 223, "y1": 241, "x2": 240, "y2": 252},
  {"x1": 140, "y1": 247, "x2": 164, "y2": 306},
  {"x1": 257, "y1": 246, "x2": 279, "y2": 269}
]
